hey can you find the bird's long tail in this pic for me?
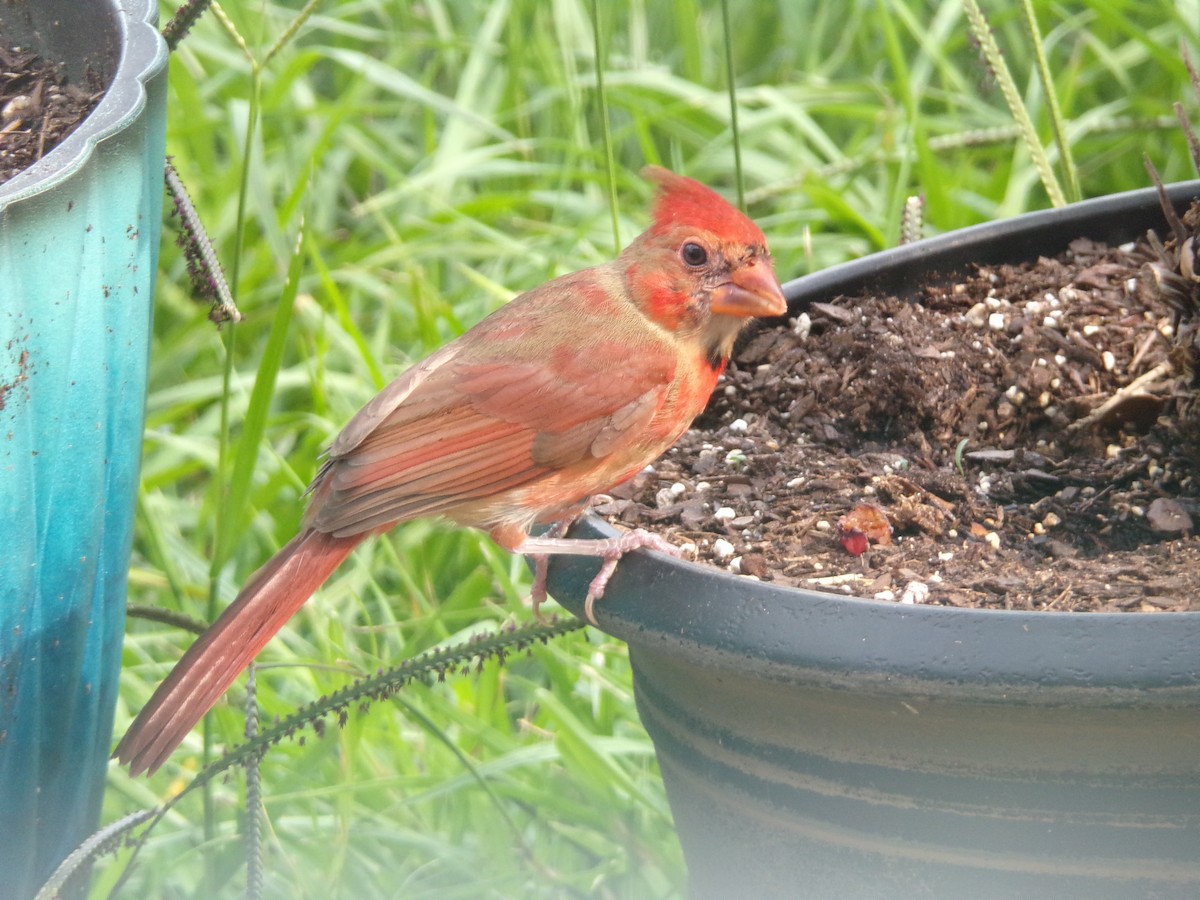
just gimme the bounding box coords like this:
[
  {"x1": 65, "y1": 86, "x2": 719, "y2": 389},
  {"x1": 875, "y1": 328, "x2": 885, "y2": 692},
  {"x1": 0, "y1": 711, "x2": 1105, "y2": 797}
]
[{"x1": 115, "y1": 528, "x2": 361, "y2": 776}]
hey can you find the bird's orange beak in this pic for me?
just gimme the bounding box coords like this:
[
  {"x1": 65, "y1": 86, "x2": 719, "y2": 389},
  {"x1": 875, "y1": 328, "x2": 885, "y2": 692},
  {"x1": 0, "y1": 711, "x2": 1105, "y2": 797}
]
[{"x1": 709, "y1": 258, "x2": 787, "y2": 319}]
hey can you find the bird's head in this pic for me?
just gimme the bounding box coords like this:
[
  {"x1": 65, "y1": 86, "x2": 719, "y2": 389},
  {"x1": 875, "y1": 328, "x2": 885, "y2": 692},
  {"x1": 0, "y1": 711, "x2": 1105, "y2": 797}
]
[{"x1": 622, "y1": 166, "x2": 787, "y2": 366}]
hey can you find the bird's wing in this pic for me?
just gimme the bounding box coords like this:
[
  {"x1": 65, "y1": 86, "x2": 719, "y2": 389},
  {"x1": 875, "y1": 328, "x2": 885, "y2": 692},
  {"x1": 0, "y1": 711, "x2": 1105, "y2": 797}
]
[{"x1": 306, "y1": 324, "x2": 675, "y2": 537}]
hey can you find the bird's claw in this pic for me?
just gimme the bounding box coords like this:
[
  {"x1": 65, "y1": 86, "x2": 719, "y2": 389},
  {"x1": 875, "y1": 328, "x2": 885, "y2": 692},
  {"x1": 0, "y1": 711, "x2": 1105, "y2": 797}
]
[
  {"x1": 519, "y1": 526, "x2": 679, "y2": 625},
  {"x1": 581, "y1": 528, "x2": 680, "y2": 624}
]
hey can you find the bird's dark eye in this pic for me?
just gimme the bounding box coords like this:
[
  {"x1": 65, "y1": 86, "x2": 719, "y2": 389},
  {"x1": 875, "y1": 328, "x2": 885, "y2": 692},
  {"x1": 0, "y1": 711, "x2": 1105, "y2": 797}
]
[{"x1": 681, "y1": 241, "x2": 708, "y2": 267}]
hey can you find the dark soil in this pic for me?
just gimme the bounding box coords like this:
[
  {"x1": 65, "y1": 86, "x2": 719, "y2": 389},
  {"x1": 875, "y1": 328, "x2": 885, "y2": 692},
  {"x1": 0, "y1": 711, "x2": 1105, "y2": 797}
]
[
  {"x1": 0, "y1": 41, "x2": 104, "y2": 185},
  {"x1": 603, "y1": 202, "x2": 1200, "y2": 612}
]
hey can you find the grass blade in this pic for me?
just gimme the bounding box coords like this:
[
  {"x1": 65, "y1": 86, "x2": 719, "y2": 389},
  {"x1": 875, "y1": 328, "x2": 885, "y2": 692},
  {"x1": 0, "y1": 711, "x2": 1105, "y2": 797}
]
[
  {"x1": 963, "y1": 0, "x2": 1066, "y2": 207},
  {"x1": 215, "y1": 219, "x2": 308, "y2": 572},
  {"x1": 1020, "y1": 0, "x2": 1081, "y2": 202}
]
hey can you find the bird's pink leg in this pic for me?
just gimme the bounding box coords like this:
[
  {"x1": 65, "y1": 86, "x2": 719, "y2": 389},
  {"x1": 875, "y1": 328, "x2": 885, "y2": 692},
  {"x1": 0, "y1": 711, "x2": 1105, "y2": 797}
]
[
  {"x1": 528, "y1": 519, "x2": 572, "y2": 622},
  {"x1": 518, "y1": 529, "x2": 681, "y2": 624}
]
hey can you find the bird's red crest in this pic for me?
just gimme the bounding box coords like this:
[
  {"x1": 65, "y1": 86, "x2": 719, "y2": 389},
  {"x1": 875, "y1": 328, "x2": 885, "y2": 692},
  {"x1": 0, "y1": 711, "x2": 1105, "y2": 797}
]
[{"x1": 642, "y1": 165, "x2": 765, "y2": 247}]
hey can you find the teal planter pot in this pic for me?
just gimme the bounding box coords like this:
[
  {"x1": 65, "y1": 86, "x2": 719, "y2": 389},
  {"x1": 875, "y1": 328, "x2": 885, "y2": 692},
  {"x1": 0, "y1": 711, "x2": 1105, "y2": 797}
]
[
  {"x1": 0, "y1": 0, "x2": 167, "y2": 893},
  {"x1": 547, "y1": 182, "x2": 1200, "y2": 899}
]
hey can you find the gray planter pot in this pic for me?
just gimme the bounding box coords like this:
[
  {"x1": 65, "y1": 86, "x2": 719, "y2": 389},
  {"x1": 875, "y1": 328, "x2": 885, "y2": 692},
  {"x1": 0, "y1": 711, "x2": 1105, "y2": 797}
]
[
  {"x1": 0, "y1": 1, "x2": 167, "y2": 893},
  {"x1": 545, "y1": 181, "x2": 1200, "y2": 900}
]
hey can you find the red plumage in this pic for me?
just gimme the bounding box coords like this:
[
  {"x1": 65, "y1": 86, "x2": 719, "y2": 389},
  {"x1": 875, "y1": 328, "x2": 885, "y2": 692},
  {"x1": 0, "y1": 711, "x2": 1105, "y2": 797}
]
[{"x1": 115, "y1": 167, "x2": 786, "y2": 776}]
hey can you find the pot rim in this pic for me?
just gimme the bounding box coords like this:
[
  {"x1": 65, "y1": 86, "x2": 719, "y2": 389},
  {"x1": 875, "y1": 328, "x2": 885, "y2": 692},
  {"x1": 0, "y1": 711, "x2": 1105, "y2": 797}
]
[
  {"x1": 546, "y1": 182, "x2": 1200, "y2": 693},
  {"x1": 0, "y1": 0, "x2": 167, "y2": 208},
  {"x1": 553, "y1": 516, "x2": 1200, "y2": 695},
  {"x1": 777, "y1": 179, "x2": 1200, "y2": 307}
]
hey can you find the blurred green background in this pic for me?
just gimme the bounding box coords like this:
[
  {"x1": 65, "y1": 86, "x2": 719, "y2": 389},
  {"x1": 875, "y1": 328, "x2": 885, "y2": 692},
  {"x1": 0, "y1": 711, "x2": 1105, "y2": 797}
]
[{"x1": 104, "y1": 1, "x2": 1197, "y2": 895}]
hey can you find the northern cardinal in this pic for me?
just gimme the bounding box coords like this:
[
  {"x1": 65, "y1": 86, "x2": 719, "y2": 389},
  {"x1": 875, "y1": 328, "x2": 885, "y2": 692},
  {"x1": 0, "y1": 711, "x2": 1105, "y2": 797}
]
[{"x1": 116, "y1": 166, "x2": 786, "y2": 776}]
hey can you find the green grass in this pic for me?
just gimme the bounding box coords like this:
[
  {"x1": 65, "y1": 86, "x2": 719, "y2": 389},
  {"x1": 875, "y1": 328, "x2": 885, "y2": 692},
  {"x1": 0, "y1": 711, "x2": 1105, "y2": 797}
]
[{"x1": 100, "y1": 0, "x2": 1197, "y2": 895}]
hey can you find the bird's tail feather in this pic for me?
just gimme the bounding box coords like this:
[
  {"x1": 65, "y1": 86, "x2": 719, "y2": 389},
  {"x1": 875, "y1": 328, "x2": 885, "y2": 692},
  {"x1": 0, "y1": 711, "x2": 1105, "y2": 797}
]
[{"x1": 115, "y1": 528, "x2": 360, "y2": 776}]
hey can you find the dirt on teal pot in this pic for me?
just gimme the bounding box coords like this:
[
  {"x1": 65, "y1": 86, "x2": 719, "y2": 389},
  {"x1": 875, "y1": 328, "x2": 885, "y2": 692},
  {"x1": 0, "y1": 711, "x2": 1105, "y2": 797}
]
[{"x1": 0, "y1": 1, "x2": 167, "y2": 893}]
